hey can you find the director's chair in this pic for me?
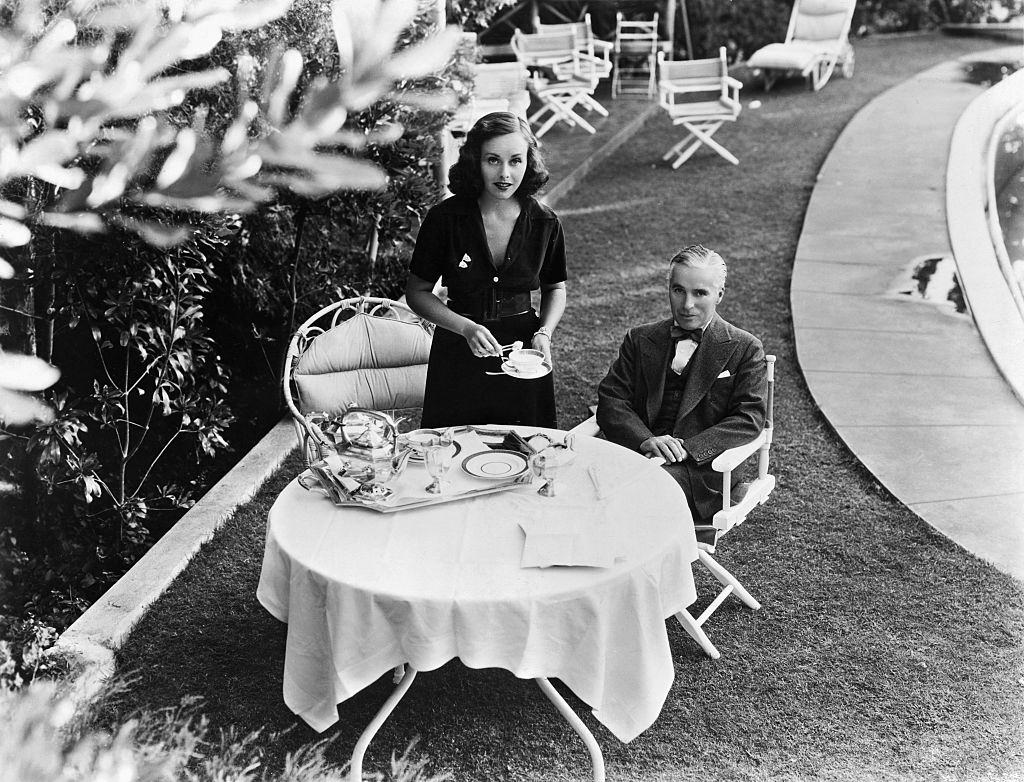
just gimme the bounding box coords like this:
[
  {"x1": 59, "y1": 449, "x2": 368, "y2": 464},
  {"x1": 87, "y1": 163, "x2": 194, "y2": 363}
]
[
  {"x1": 568, "y1": 354, "x2": 777, "y2": 659},
  {"x1": 512, "y1": 29, "x2": 597, "y2": 137},
  {"x1": 657, "y1": 47, "x2": 743, "y2": 168}
]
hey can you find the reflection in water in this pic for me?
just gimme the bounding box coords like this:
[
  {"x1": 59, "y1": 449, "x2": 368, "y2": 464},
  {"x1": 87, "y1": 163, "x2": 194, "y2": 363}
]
[{"x1": 894, "y1": 255, "x2": 968, "y2": 314}]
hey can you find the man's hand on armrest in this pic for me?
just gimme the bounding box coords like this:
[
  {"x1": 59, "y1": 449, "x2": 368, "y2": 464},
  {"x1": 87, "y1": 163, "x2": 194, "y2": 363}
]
[{"x1": 640, "y1": 435, "x2": 688, "y2": 463}]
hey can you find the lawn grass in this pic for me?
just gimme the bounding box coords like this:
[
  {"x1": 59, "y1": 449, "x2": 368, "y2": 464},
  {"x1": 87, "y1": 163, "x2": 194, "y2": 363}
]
[{"x1": 94, "y1": 33, "x2": 1024, "y2": 781}]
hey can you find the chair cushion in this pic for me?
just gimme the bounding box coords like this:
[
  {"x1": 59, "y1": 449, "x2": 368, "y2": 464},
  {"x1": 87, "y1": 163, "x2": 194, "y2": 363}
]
[
  {"x1": 293, "y1": 313, "x2": 431, "y2": 415},
  {"x1": 747, "y1": 41, "x2": 836, "y2": 71},
  {"x1": 792, "y1": 0, "x2": 851, "y2": 41},
  {"x1": 664, "y1": 97, "x2": 739, "y2": 120}
]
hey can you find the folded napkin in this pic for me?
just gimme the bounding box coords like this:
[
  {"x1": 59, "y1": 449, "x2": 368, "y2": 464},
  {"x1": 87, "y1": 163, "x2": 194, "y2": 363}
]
[
  {"x1": 496, "y1": 429, "x2": 538, "y2": 457},
  {"x1": 518, "y1": 517, "x2": 623, "y2": 568},
  {"x1": 585, "y1": 455, "x2": 660, "y2": 501}
]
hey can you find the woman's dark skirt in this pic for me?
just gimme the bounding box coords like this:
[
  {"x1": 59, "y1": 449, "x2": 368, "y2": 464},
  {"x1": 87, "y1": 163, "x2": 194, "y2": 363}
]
[{"x1": 420, "y1": 310, "x2": 556, "y2": 429}]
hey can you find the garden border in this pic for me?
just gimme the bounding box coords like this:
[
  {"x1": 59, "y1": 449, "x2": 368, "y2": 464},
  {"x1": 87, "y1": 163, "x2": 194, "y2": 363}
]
[{"x1": 48, "y1": 418, "x2": 297, "y2": 709}]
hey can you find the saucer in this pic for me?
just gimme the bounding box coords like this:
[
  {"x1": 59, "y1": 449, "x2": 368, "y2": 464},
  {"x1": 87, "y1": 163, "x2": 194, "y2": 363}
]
[
  {"x1": 462, "y1": 449, "x2": 530, "y2": 479},
  {"x1": 501, "y1": 360, "x2": 551, "y2": 379}
]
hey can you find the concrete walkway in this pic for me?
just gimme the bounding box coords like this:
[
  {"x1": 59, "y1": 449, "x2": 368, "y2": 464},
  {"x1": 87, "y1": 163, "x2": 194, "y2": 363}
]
[{"x1": 791, "y1": 53, "x2": 1024, "y2": 581}]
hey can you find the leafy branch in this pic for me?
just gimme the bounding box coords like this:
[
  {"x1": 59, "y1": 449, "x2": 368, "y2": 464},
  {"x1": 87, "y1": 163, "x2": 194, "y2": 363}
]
[{"x1": 0, "y1": 0, "x2": 461, "y2": 426}]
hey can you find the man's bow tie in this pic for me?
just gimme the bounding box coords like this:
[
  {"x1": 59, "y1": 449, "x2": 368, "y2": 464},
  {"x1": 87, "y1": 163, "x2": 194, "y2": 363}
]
[{"x1": 670, "y1": 325, "x2": 703, "y2": 343}]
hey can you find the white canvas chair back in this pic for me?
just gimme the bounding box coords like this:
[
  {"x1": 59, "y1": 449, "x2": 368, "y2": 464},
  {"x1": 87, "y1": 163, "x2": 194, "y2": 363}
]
[
  {"x1": 456, "y1": 61, "x2": 531, "y2": 126},
  {"x1": 656, "y1": 48, "x2": 743, "y2": 168},
  {"x1": 535, "y1": 13, "x2": 612, "y2": 85},
  {"x1": 789, "y1": 0, "x2": 854, "y2": 42},
  {"x1": 658, "y1": 50, "x2": 729, "y2": 98},
  {"x1": 512, "y1": 28, "x2": 580, "y2": 70},
  {"x1": 613, "y1": 12, "x2": 659, "y2": 48},
  {"x1": 283, "y1": 296, "x2": 433, "y2": 466},
  {"x1": 746, "y1": 0, "x2": 856, "y2": 91},
  {"x1": 612, "y1": 11, "x2": 660, "y2": 97},
  {"x1": 567, "y1": 353, "x2": 777, "y2": 660}
]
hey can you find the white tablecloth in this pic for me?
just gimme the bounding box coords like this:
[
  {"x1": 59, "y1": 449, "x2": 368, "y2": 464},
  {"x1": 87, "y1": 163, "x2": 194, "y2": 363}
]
[{"x1": 257, "y1": 430, "x2": 697, "y2": 742}]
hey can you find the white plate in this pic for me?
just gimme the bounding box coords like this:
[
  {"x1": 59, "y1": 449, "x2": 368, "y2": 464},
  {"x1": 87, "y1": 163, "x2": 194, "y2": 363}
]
[
  {"x1": 500, "y1": 360, "x2": 551, "y2": 379},
  {"x1": 461, "y1": 449, "x2": 530, "y2": 479}
]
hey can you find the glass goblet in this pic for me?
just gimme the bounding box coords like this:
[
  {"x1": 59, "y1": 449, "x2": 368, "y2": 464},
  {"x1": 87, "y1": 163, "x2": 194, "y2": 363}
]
[
  {"x1": 534, "y1": 446, "x2": 575, "y2": 497},
  {"x1": 424, "y1": 432, "x2": 455, "y2": 494}
]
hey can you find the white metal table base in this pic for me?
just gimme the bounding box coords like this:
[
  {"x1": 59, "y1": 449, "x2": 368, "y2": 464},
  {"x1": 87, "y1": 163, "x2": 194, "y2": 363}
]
[
  {"x1": 535, "y1": 676, "x2": 606, "y2": 782},
  {"x1": 349, "y1": 665, "x2": 418, "y2": 782},
  {"x1": 348, "y1": 668, "x2": 606, "y2": 782}
]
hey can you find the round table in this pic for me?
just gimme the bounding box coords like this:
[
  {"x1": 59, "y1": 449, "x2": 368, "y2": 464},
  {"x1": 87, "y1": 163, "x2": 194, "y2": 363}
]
[{"x1": 258, "y1": 427, "x2": 699, "y2": 781}]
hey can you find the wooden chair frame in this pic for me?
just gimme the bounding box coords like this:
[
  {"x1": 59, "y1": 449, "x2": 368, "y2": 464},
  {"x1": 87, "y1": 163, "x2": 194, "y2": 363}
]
[
  {"x1": 536, "y1": 13, "x2": 613, "y2": 94},
  {"x1": 612, "y1": 11, "x2": 660, "y2": 98},
  {"x1": 568, "y1": 354, "x2": 776, "y2": 660},
  {"x1": 512, "y1": 29, "x2": 599, "y2": 137},
  {"x1": 657, "y1": 48, "x2": 743, "y2": 168}
]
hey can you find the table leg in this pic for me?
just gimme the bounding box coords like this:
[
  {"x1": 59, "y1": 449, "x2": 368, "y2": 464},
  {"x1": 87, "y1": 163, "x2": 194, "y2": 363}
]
[
  {"x1": 350, "y1": 666, "x2": 418, "y2": 782},
  {"x1": 534, "y1": 677, "x2": 606, "y2": 782}
]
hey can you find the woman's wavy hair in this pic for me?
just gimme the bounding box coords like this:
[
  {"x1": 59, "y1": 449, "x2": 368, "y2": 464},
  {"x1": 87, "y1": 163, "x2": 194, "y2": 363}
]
[{"x1": 447, "y1": 112, "x2": 549, "y2": 199}]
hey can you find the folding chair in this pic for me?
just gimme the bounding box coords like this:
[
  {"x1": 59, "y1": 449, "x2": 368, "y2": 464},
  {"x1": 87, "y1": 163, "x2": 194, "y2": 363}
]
[
  {"x1": 568, "y1": 355, "x2": 777, "y2": 659},
  {"x1": 449, "y1": 61, "x2": 531, "y2": 134},
  {"x1": 657, "y1": 48, "x2": 743, "y2": 168},
  {"x1": 612, "y1": 11, "x2": 660, "y2": 98},
  {"x1": 511, "y1": 29, "x2": 597, "y2": 137},
  {"x1": 536, "y1": 13, "x2": 613, "y2": 99},
  {"x1": 283, "y1": 296, "x2": 433, "y2": 467},
  {"x1": 746, "y1": 0, "x2": 856, "y2": 91}
]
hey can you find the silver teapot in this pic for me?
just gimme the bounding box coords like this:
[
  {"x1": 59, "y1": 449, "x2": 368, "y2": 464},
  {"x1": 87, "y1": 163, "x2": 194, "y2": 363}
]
[{"x1": 329, "y1": 407, "x2": 411, "y2": 485}]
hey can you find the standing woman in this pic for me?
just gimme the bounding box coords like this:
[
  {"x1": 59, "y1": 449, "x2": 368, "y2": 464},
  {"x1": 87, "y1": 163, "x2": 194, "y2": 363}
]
[{"x1": 405, "y1": 112, "x2": 567, "y2": 428}]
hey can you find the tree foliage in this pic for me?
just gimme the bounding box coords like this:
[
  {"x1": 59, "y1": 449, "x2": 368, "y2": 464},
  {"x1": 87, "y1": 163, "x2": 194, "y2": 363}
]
[
  {"x1": 0, "y1": 0, "x2": 460, "y2": 685},
  {"x1": 0, "y1": 0, "x2": 459, "y2": 425}
]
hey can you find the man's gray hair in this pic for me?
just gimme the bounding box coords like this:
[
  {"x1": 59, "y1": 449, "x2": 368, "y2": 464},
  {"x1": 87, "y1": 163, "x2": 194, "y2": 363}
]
[{"x1": 668, "y1": 245, "x2": 727, "y2": 290}]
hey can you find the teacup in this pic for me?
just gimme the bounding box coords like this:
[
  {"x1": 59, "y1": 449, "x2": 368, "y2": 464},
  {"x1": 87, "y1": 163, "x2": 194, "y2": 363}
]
[{"x1": 507, "y1": 348, "x2": 545, "y2": 371}]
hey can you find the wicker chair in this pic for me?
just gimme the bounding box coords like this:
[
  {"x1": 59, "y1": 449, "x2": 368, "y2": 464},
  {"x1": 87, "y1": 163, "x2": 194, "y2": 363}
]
[{"x1": 283, "y1": 296, "x2": 433, "y2": 466}]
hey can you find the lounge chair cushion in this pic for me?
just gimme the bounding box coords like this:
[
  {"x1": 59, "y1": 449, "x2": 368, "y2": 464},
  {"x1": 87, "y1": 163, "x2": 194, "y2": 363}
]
[
  {"x1": 747, "y1": 40, "x2": 841, "y2": 71},
  {"x1": 792, "y1": 0, "x2": 853, "y2": 40}
]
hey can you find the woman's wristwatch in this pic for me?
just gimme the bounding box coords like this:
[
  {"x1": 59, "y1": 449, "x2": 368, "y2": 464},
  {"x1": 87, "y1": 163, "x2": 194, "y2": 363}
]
[{"x1": 534, "y1": 326, "x2": 552, "y2": 340}]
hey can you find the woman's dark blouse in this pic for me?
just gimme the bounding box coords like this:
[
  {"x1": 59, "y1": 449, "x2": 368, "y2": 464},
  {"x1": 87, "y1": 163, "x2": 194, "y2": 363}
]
[
  {"x1": 409, "y1": 195, "x2": 567, "y2": 297},
  {"x1": 409, "y1": 194, "x2": 566, "y2": 428}
]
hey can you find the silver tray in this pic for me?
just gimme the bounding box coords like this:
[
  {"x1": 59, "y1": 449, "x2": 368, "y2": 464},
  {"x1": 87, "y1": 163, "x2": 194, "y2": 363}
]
[{"x1": 298, "y1": 469, "x2": 534, "y2": 513}]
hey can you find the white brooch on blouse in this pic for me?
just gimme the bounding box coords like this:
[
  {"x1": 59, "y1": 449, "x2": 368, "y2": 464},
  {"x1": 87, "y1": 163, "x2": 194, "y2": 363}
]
[{"x1": 458, "y1": 253, "x2": 471, "y2": 269}]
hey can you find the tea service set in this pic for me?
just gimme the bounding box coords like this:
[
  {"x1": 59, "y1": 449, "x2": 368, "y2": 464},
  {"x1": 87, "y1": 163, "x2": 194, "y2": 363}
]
[{"x1": 302, "y1": 408, "x2": 576, "y2": 507}]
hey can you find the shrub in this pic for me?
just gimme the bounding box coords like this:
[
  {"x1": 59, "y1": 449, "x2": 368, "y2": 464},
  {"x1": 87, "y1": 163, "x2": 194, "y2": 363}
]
[
  {"x1": 0, "y1": 0, "x2": 462, "y2": 677},
  {"x1": 447, "y1": 0, "x2": 520, "y2": 32},
  {"x1": 1, "y1": 682, "x2": 453, "y2": 781}
]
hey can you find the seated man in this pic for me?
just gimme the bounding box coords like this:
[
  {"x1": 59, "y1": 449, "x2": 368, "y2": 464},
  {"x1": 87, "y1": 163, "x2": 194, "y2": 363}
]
[{"x1": 597, "y1": 244, "x2": 768, "y2": 526}]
